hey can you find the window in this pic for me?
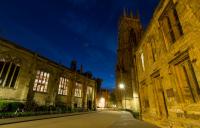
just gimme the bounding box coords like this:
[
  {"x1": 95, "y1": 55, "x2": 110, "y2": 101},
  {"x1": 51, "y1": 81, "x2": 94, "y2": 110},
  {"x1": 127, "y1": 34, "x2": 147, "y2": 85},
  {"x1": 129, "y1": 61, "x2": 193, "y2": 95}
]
[
  {"x1": 170, "y1": 51, "x2": 200, "y2": 103},
  {"x1": 129, "y1": 29, "x2": 137, "y2": 47},
  {"x1": 74, "y1": 82, "x2": 82, "y2": 97},
  {"x1": 87, "y1": 86, "x2": 93, "y2": 95},
  {"x1": 33, "y1": 70, "x2": 50, "y2": 93},
  {"x1": 141, "y1": 52, "x2": 145, "y2": 71},
  {"x1": 174, "y1": 59, "x2": 200, "y2": 103},
  {"x1": 58, "y1": 77, "x2": 69, "y2": 95},
  {"x1": 159, "y1": 0, "x2": 183, "y2": 44},
  {"x1": 149, "y1": 37, "x2": 157, "y2": 62},
  {"x1": 87, "y1": 86, "x2": 93, "y2": 99},
  {"x1": 0, "y1": 60, "x2": 20, "y2": 88}
]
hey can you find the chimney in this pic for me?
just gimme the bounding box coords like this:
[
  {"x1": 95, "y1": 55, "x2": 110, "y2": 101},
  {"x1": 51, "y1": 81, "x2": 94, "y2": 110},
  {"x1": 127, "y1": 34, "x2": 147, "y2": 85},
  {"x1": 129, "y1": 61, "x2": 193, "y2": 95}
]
[
  {"x1": 70, "y1": 60, "x2": 77, "y2": 71},
  {"x1": 80, "y1": 64, "x2": 83, "y2": 73}
]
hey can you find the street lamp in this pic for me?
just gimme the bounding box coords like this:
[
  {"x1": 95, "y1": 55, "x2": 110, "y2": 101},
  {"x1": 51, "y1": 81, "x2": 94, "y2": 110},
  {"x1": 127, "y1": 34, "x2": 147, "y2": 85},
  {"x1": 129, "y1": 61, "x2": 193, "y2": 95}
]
[
  {"x1": 119, "y1": 83, "x2": 126, "y2": 109},
  {"x1": 119, "y1": 83, "x2": 125, "y2": 89}
]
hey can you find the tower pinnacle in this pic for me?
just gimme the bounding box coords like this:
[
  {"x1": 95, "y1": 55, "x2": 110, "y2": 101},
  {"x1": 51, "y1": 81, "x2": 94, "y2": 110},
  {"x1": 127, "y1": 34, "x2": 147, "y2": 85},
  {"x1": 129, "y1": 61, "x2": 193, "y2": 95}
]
[{"x1": 123, "y1": 8, "x2": 127, "y2": 17}]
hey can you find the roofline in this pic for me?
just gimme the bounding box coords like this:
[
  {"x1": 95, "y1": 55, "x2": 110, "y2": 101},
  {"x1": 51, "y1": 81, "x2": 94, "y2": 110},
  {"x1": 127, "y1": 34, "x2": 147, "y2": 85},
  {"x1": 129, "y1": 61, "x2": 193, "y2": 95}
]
[
  {"x1": 134, "y1": 0, "x2": 163, "y2": 52},
  {"x1": 0, "y1": 36, "x2": 97, "y2": 81}
]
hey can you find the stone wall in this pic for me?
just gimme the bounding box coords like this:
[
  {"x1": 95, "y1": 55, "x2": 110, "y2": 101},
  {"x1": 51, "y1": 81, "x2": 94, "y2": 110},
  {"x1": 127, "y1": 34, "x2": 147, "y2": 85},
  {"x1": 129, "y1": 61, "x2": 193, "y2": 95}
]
[
  {"x1": 0, "y1": 38, "x2": 97, "y2": 110},
  {"x1": 135, "y1": 0, "x2": 200, "y2": 127}
]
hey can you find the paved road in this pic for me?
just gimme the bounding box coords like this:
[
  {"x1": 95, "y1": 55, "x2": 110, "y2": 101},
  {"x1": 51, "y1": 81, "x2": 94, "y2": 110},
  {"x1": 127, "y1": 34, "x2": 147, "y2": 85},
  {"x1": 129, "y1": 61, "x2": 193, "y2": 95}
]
[{"x1": 0, "y1": 111, "x2": 158, "y2": 128}]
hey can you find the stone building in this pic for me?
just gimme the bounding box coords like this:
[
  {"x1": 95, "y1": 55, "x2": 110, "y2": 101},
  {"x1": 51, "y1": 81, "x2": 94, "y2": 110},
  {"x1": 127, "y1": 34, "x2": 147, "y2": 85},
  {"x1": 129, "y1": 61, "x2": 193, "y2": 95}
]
[
  {"x1": 0, "y1": 38, "x2": 97, "y2": 110},
  {"x1": 117, "y1": 0, "x2": 200, "y2": 127},
  {"x1": 116, "y1": 10, "x2": 142, "y2": 112}
]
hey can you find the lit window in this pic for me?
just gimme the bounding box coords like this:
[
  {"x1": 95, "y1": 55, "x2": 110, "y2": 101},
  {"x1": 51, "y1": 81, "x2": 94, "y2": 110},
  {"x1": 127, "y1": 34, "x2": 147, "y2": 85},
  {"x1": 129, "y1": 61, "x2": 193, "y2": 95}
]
[
  {"x1": 58, "y1": 77, "x2": 69, "y2": 95},
  {"x1": 0, "y1": 60, "x2": 20, "y2": 88},
  {"x1": 74, "y1": 82, "x2": 82, "y2": 97},
  {"x1": 87, "y1": 86, "x2": 93, "y2": 95},
  {"x1": 141, "y1": 53, "x2": 145, "y2": 71},
  {"x1": 33, "y1": 70, "x2": 50, "y2": 93},
  {"x1": 87, "y1": 86, "x2": 93, "y2": 99}
]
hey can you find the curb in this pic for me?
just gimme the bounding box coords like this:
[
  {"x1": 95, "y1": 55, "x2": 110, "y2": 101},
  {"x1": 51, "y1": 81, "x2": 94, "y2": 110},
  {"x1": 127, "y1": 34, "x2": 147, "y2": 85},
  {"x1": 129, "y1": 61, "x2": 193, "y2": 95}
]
[{"x1": 0, "y1": 112, "x2": 96, "y2": 125}]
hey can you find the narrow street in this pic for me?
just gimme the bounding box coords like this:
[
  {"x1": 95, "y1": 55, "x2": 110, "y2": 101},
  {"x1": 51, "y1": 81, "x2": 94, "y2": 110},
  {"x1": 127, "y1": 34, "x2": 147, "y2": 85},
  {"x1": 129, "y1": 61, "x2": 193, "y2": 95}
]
[{"x1": 0, "y1": 111, "x2": 158, "y2": 128}]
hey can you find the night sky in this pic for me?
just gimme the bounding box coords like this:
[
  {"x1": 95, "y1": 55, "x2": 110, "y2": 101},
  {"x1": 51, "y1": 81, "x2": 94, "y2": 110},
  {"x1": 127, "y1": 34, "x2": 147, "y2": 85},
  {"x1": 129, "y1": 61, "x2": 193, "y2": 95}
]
[{"x1": 0, "y1": 0, "x2": 159, "y2": 89}]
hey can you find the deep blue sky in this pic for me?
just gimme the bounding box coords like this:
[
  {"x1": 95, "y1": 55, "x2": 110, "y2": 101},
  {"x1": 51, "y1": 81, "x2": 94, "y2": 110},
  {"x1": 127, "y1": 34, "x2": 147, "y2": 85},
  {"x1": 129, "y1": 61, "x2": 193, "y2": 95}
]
[{"x1": 0, "y1": 0, "x2": 159, "y2": 89}]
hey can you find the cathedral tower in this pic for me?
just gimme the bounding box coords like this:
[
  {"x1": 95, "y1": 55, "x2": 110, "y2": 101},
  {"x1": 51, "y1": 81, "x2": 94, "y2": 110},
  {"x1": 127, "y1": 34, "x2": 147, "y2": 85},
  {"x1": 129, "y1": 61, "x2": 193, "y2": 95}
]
[{"x1": 116, "y1": 9, "x2": 142, "y2": 111}]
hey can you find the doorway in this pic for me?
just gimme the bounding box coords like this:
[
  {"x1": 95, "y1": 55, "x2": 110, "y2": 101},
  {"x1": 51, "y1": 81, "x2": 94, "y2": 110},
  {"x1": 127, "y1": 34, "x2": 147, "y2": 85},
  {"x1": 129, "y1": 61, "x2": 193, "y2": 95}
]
[{"x1": 152, "y1": 73, "x2": 168, "y2": 118}]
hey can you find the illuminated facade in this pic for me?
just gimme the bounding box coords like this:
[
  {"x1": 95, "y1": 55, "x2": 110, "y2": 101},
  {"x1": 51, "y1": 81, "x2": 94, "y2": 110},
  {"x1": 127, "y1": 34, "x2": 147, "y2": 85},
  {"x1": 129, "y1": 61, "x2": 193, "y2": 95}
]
[
  {"x1": 0, "y1": 38, "x2": 96, "y2": 110},
  {"x1": 135, "y1": 0, "x2": 200, "y2": 127},
  {"x1": 116, "y1": 0, "x2": 200, "y2": 127}
]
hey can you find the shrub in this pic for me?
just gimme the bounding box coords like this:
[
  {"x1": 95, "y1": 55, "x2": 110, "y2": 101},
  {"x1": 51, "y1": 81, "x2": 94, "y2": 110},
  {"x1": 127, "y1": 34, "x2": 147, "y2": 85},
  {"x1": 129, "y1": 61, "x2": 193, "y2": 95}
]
[
  {"x1": 0, "y1": 102, "x2": 7, "y2": 112},
  {"x1": 55, "y1": 102, "x2": 70, "y2": 113},
  {"x1": 48, "y1": 105, "x2": 56, "y2": 112},
  {"x1": 24, "y1": 101, "x2": 38, "y2": 112},
  {"x1": 0, "y1": 100, "x2": 84, "y2": 119},
  {"x1": 0, "y1": 101, "x2": 24, "y2": 112}
]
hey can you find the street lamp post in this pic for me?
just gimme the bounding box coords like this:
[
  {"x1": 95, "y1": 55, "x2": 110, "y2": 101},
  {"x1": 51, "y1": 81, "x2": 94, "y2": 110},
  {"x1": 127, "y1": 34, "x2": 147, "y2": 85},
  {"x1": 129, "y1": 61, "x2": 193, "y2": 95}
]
[{"x1": 119, "y1": 83, "x2": 126, "y2": 109}]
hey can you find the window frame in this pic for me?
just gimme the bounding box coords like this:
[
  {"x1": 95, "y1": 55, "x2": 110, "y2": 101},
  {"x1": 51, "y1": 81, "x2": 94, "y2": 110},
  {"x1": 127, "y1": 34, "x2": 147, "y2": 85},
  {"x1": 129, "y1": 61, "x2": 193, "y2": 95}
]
[
  {"x1": 170, "y1": 51, "x2": 200, "y2": 103},
  {"x1": 74, "y1": 82, "x2": 82, "y2": 98},
  {"x1": 33, "y1": 70, "x2": 50, "y2": 93},
  {"x1": 58, "y1": 77, "x2": 69, "y2": 96},
  {"x1": 0, "y1": 59, "x2": 20, "y2": 88},
  {"x1": 159, "y1": 0, "x2": 183, "y2": 46}
]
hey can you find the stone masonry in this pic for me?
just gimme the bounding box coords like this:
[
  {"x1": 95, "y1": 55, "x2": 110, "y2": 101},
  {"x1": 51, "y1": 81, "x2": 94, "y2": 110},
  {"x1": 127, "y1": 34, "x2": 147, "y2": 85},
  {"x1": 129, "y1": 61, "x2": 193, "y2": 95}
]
[{"x1": 0, "y1": 38, "x2": 97, "y2": 110}]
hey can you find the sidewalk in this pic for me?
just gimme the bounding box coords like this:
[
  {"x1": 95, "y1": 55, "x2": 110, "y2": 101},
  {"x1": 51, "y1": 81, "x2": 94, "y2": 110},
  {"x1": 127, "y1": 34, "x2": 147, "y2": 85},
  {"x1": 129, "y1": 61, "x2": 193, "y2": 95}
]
[{"x1": 0, "y1": 112, "x2": 95, "y2": 125}]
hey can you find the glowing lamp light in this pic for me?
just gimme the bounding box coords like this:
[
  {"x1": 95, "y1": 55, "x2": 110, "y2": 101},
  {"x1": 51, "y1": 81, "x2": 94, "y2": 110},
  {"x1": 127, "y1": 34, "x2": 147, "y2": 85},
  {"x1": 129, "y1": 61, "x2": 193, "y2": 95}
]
[
  {"x1": 119, "y1": 83, "x2": 125, "y2": 89},
  {"x1": 98, "y1": 97, "x2": 105, "y2": 108}
]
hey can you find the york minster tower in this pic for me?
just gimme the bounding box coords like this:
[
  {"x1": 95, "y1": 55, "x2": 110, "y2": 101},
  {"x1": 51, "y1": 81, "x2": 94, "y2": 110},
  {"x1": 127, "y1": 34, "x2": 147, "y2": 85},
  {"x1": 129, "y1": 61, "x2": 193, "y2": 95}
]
[{"x1": 116, "y1": 10, "x2": 142, "y2": 112}]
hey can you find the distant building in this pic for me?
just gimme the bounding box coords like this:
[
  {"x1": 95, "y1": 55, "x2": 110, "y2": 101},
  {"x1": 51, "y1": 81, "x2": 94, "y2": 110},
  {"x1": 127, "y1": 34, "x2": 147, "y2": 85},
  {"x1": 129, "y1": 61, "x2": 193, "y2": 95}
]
[
  {"x1": 0, "y1": 38, "x2": 96, "y2": 110},
  {"x1": 116, "y1": 0, "x2": 200, "y2": 127},
  {"x1": 96, "y1": 89, "x2": 110, "y2": 108}
]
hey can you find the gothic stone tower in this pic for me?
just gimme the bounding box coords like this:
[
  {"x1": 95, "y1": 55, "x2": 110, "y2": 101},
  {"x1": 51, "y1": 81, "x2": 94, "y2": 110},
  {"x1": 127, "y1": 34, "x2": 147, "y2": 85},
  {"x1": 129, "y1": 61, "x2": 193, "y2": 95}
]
[{"x1": 116, "y1": 10, "x2": 142, "y2": 112}]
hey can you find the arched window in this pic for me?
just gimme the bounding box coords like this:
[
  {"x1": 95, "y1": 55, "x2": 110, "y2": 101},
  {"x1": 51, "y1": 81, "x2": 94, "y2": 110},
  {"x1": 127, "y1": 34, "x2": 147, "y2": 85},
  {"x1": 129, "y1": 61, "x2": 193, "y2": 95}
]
[
  {"x1": 129, "y1": 29, "x2": 137, "y2": 47},
  {"x1": 0, "y1": 55, "x2": 21, "y2": 88}
]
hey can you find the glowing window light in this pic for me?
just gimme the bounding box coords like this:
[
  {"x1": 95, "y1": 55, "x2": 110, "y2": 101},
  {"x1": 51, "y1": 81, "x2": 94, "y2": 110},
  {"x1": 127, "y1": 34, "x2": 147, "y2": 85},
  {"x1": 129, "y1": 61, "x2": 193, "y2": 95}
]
[{"x1": 141, "y1": 52, "x2": 145, "y2": 71}]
